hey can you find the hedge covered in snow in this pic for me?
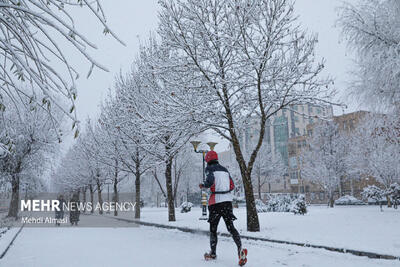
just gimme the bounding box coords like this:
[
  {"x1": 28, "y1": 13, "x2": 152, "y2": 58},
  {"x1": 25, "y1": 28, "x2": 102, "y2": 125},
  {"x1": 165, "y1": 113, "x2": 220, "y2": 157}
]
[{"x1": 256, "y1": 194, "x2": 307, "y2": 215}]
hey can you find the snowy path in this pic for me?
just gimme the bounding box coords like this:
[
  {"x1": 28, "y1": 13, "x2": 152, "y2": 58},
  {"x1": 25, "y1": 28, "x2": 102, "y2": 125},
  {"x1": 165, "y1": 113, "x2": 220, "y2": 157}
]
[
  {"x1": 124, "y1": 206, "x2": 400, "y2": 256},
  {"x1": 1, "y1": 216, "x2": 398, "y2": 267}
]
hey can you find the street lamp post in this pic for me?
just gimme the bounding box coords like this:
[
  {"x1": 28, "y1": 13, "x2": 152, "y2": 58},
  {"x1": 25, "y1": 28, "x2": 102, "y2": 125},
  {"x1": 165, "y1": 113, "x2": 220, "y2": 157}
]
[{"x1": 190, "y1": 141, "x2": 218, "y2": 220}]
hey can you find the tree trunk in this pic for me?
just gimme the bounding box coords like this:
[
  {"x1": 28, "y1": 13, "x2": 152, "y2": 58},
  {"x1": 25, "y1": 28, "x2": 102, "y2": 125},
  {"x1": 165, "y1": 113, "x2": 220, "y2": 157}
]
[
  {"x1": 231, "y1": 137, "x2": 260, "y2": 232},
  {"x1": 135, "y1": 168, "x2": 141, "y2": 219},
  {"x1": 350, "y1": 179, "x2": 354, "y2": 196},
  {"x1": 242, "y1": 170, "x2": 260, "y2": 231},
  {"x1": 113, "y1": 157, "x2": 119, "y2": 216},
  {"x1": 82, "y1": 187, "x2": 87, "y2": 214},
  {"x1": 329, "y1": 191, "x2": 334, "y2": 208},
  {"x1": 7, "y1": 173, "x2": 20, "y2": 219},
  {"x1": 96, "y1": 180, "x2": 103, "y2": 215},
  {"x1": 165, "y1": 156, "x2": 175, "y2": 221},
  {"x1": 257, "y1": 172, "x2": 262, "y2": 200},
  {"x1": 387, "y1": 195, "x2": 392, "y2": 208},
  {"x1": 225, "y1": 103, "x2": 262, "y2": 231},
  {"x1": 113, "y1": 177, "x2": 118, "y2": 217},
  {"x1": 89, "y1": 184, "x2": 94, "y2": 214}
]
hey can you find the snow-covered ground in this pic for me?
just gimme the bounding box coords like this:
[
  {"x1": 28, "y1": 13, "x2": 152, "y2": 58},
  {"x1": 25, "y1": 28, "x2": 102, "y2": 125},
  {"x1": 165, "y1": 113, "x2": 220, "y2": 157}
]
[
  {"x1": 115, "y1": 205, "x2": 400, "y2": 257},
  {"x1": 1, "y1": 214, "x2": 399, "y2": 267}
]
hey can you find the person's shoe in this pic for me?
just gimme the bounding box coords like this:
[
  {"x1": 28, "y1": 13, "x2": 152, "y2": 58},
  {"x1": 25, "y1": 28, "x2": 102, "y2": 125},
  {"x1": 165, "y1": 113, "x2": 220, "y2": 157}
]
[
  {"x1": 238, "y1": 248, "x2": 247, "y2": 266},
  {"x1": 204, "y1": 251, "x2": 217, "y2": 261}
]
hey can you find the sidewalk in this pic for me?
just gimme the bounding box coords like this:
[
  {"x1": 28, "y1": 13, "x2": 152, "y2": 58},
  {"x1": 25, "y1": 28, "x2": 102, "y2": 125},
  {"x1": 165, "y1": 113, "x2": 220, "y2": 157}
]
[{"x1": 109, "y1": 205, "x2": 400, "y2": 258}]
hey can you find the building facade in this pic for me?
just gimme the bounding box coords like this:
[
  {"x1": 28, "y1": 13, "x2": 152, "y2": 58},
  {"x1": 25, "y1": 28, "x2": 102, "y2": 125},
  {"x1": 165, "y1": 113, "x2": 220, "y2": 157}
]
[
  {"x1": 219, "y1": 104, "x2": 334, "y2": 199},
  {"x1": 287, "y1": 111, "x2": 378, "y2": 203},
  {"x1": 219, "y1": 108, "x2": 382, "y2": 204}
]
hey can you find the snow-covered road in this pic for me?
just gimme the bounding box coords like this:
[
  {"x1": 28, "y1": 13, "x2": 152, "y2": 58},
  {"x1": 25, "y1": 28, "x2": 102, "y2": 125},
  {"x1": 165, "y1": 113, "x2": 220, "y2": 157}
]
[{"x1": 1, "y1": 215, "x2": 398, "y2": 267}]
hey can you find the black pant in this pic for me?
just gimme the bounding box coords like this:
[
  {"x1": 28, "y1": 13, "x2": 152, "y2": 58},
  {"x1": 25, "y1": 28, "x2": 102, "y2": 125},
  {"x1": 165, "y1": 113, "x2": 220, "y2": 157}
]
[{"x1": 208, "y1": 201, "x2": 241, "y2": 255}]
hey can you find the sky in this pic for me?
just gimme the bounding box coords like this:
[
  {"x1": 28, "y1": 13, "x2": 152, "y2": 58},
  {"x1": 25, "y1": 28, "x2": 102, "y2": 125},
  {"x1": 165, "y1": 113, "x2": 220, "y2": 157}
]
[{"x1": 59, "y1": 0, "x2": 358, "y2": 149}]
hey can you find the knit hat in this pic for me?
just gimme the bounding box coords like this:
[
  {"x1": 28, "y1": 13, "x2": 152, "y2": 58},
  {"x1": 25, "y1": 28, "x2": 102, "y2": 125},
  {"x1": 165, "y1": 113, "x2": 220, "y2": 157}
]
[{"x1": 205, "y1": 151, "x2": 218, "y2": 163}]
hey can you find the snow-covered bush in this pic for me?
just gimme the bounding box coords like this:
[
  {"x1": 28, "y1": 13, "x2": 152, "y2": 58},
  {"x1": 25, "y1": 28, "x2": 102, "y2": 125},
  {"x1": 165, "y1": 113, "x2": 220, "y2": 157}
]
[
  {"x1": 290, "y1": 195, "x2": 307, "y2": 215},
  {"x1": 386, "y1": 183, "x2": 400, "y2": 209},
  {"x1": 255, "y1": 199, "x2": 268, "y2": 213},
  {"x1": 335, "y1": 195, "x2": 364, "y2": 206},
  {"x1": 0, "y1": 217, "x2": 13, "y2": 240},
  {"x1": 180, "y1": 202, "x2": 193, "y2": 213},
  {"x1": 263, "y1": 194, "x2": 307, "y2": 214},
  {"x1": 265, "y1": 194, "x2": 292, "y2": 212},
  {"x1": 362, "y1": 185, "x2": 385, "y2": 211}
]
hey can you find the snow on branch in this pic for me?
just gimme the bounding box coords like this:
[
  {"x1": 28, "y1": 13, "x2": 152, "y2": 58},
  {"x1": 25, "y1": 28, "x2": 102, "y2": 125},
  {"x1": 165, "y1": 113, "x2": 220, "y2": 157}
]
[{"x1": 0, "y1": 0, "x2": 124, "y2": 136}]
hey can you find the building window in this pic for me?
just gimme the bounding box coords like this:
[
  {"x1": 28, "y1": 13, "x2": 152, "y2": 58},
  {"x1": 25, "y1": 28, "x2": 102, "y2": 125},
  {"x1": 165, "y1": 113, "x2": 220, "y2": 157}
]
[
  {"x1": 289, "y1": 157, "x2": 297, "y2": 169},
  {"x1": 288, "y1": 144, "x2": 296, "y2": 156},
  {"x1": 273, "y1": 116, "x2": 289, "y2": 166}
]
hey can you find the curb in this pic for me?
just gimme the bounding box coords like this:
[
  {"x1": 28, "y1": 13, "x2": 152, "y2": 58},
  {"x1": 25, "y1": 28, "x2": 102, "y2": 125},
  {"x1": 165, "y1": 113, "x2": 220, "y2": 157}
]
[
  {"x1": 106, "y1": 216, "x2": 400, "y2": 261},
  {"x1": 0, "y1": 224, "x2": 25, "y2": 259}
]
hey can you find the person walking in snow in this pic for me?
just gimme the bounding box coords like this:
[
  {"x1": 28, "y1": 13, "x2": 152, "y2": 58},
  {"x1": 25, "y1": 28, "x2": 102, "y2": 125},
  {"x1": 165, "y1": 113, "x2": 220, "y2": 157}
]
[
  {"x1": 55, "y1": 194, "x2": 66, "y2": 226},
  {"x1": 69, "y1": 193, "x2": 80, "y2": 226},
  {"x1": 199, "y1": 151, "x2": 247, "y2": 266}
]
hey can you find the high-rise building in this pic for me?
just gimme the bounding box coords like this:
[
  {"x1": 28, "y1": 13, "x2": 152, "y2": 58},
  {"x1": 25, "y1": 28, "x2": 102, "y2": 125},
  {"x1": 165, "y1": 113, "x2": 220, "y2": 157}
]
[
  {"x1": 220, "y1": 104, "x2": 334, "y2": 196},
  {"x1": 242, "y1": 104, "x2": 333, "y2": 164}
]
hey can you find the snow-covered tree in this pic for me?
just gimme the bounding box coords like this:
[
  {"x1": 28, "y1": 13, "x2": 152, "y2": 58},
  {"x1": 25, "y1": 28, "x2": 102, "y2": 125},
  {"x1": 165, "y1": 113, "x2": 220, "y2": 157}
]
[
  {"x1": 90, "y1": 101, "x2": 129, "y2": 216},
  {"x1": 362, "y1": 185, "x2": 385, "y2": 211},
  {"x1": 173, "y1": 147, "x2": 201, "y2": 206},
  {"x1": 96, "y1": 90, "x2": 154, "y2": 218},
  {"x1": 80, "y1": 121, "x2": 115, "y2": 215},
  {"x1": 0, "y1": 0, "x2": 124, "y2": 135},
  {"x1": 0, "y1": 95, "x2": 61, "y2": 218},
  {"x1": 158, "y1": 0, "x2": 334, "y2": 231},
  {"x1": 338, "y1": 0, "x2": 400, "y2": 114},
  {"x1": 53, "y1": 130, "x2": 111, "y2": 214},
  {"x1": 351, "y1": 116, "x2": 400, "y2": 206},
  {"x1": 386, "y1": 183, "x2": 400, "y2": 209},
  {"x1": 115, "y1": 39, "x2": 203, "y2": 221},
  {"x1": 301, "y1": 121, "x2": 348, "y2": 207},
  {"x1": 339, "y1": 2, "x2": 400, "y2": 200},
  {"x1": 251, "y1": 143, "x2": 286, "y2": 199},
  {"x1": 53, "y1": 143, "x2": 88, "y2": 193}
]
